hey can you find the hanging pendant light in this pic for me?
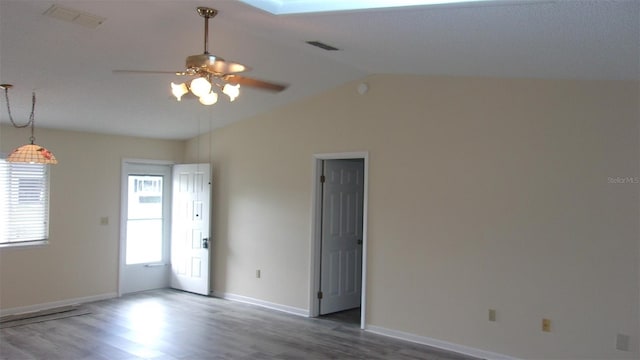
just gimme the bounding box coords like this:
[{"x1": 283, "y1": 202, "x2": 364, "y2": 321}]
[
  {"x1": 1, "y1": 84, "x2": 58, "y2": 164},
  {"x1": 7, "y1": 143, "x2": 57, "y2": 164}
]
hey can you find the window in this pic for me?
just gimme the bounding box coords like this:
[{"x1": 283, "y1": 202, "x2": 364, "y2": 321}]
[
  {"x1": 0, "y1": 158, "x2": 51, "y2": 246},
  {"x1": 125, "y1": 174, "x2": 165, "y2": 264}
]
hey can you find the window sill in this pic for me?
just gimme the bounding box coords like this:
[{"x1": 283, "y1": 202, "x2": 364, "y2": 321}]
[{"x1": 0, "y1": 240, "x2": 49, "y2": 250}]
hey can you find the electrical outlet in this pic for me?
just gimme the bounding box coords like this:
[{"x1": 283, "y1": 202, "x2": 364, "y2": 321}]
[
  {"x1": 488, "y1": 309, "x2": 496, "y2": 322},
  {"x1": 616, "y1": 333, "x2": 630, "y2": 351},
  {"x1": 542, "y1": 318, "x2": 551, "y2": 332},
  {"x1": 256, "y1": 269, "x2": 261, "y2": 278}
]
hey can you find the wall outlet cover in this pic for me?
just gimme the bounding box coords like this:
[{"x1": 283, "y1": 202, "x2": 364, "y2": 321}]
[{"x1": 616, "y1": 333, "x2": 630, "y2": 352}]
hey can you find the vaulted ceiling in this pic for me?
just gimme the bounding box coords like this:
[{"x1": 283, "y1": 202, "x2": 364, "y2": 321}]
[{"x1": 1, "y1": 0, "x2": 638, "y2": 139}]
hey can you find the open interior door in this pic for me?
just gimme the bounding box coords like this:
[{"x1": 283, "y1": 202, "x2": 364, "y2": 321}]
[{"x1": 171, "y1": 163, "x2": 211, "y2": 295}]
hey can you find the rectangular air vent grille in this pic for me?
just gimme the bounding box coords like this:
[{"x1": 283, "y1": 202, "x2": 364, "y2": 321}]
[
  {"x1": 306, "y1": 41, "x2": 340, "y2": 51},
  {"x1": 44, "y1": 5, "x2": 105, "y2": 29}
]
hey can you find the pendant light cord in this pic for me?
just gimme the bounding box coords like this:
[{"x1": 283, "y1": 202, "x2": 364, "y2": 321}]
[{"x1": 3, "y1": 87, "x2": 36, "y2": 143}]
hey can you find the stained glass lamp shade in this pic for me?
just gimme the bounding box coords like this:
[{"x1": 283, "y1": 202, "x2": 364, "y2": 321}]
[{"x1": 7, "y1": 143, "x2": 58, "y2": 164}]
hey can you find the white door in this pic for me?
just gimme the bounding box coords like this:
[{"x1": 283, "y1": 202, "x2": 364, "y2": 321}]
[
  {"x1": 120, "y1": 163, "x2": 172, "y2": 294},
  {"x1": 170, "y1": 163, "x2": 211, "y2": 295},
  {"x1": 319, "y1": 159, "x2": 364, "y2": 315}
]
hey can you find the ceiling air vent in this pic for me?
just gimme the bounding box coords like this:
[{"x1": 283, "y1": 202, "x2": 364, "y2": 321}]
[
  {"x1": 306, "y1": 41, "x2": 340, "y2": 51},
  {"x1": 44, "y1": 5, "x2": 106, "y2": 29}
]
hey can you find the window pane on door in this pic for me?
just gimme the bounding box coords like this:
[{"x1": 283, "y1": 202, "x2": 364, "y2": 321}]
[{"x1": 126, "y1": 175, "x2": 164, "y2": 265}]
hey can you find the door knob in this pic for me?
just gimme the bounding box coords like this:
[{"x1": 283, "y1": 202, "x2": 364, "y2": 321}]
[{"x1": 202, "y1": 238, "x2": 209, "y2": 249}]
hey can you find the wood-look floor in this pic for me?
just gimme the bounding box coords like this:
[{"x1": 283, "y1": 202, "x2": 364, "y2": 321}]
[{"x1": 0, "y1": 289, "x2": 479, "y2": 360}]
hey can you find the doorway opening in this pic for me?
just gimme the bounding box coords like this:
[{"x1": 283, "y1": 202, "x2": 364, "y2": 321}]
[
  {"x1": 310, "y1": 152, "x2": 369, "y2": 329},
  {"x1": 119, "y1": 161, "x2": 212, "y2": 296},
  {"x1": 119, "y1": 161, "x2": 172, "y2": 295}
]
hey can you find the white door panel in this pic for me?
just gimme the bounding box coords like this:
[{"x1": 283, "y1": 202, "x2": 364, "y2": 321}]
[
  {"x1": 171, "y1": 164, "x2": 211, "y2": 295},
  {"x1": 320, "y1": 159, "x2": 364, "y2": 315}
]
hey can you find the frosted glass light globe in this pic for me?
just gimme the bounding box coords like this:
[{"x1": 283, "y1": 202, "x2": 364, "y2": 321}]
[
  {"x1": 199, "y1": 91, "x2": 218, "y2": 106},
  {"x1": 190, "y1": 77, "x2": 212, "y2": 98}
]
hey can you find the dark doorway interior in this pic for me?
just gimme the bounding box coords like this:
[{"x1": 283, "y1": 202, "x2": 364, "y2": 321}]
[{"x1": 320, "y1": 307, "x2": 361, "y2": 326}]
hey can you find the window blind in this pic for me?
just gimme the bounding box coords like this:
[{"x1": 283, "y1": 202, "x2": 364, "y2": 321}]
[{"x1": 0, "y1": 159, "x2": 50, "y2": 244}]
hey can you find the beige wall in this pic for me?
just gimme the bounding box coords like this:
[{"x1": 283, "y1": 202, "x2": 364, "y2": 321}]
[
  {"x1": 186, "y1": 75, "x2": 639, "y2": 359},
  {"x1": 0, "y1": 74, "x2": 637, "y2": 359},
  {"x1": 0, "y1": 126, "x2": 184, "y2": 309}
]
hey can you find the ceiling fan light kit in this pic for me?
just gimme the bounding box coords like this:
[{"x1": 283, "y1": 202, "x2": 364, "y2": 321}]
[
  {"x1": 114, "y1": 7, "x2": 287, "y2": 105},
  {"x1": 165, "y1": 7, "x2": 286, "y2": 106}
]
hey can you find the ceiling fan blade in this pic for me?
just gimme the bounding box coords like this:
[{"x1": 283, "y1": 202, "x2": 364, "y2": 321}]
[
  {"x1": 226, "y1": 75, "x2": 288, "y2": 92},
  {"x1": 113, "y1": 70, "x2": 187, "y2": 75}
]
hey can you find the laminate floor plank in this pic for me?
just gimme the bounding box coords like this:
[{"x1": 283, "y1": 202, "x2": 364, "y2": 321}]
[{"x1": 0, "y1": 289, "x2": 481, "y2": 360}]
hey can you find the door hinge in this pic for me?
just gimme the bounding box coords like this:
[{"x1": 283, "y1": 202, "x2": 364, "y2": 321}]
[
  {"x1": 317, "y1": 291, "x2": 323, "y2": 299},
  {"x1": 320, "y1": 175, "x2": 325, "y2": 183}
]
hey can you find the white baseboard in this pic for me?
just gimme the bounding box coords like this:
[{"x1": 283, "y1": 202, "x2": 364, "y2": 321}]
[
  {"x1": 366, "y1": 325, "x2": 520, "y2": 360},
  {"x1": 0, "y1": 292, "x2": 118, "y2": 317},
  {"x1": 211, "y1": 290, "x2": 309, "y2": 317},
  {"x1": 211, "y1": 292, "x2": 517, "y2": 360}
]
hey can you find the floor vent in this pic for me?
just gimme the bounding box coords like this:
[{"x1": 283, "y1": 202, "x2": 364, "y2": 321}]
[{"x1": 0, "y1": 305, "x2": 91, "y2": 329}]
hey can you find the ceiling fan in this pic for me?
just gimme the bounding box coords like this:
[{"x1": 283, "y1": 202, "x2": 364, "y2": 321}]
[{"x1": 114, "y1": 7, "x2": 288, "y2": 105}]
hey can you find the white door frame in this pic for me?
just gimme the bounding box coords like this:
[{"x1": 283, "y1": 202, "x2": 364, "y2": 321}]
[
  {"x1": 118, "y1": 159, "x2": 175, "y2": 297},
  {"x1": 309, "y1": 151, "x2": 369, "y2": 329}
]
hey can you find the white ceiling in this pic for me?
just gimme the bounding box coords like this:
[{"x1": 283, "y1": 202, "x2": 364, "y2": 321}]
[{"x1": 0, "y1": 0, "x2": 638, "y2": 140}]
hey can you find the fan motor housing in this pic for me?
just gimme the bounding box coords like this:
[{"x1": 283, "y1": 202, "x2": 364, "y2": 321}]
[{"x1": 186, "y1": 54, "x2": 249, "y2": 75}]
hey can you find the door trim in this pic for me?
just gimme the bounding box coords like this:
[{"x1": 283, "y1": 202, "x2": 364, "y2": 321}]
[
  {"x1": 118, "y1": 159, "x2": 175, "y2": 297},
  {"x1": 309, "y1": 151, "x2": 369, "y2": 329}
]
